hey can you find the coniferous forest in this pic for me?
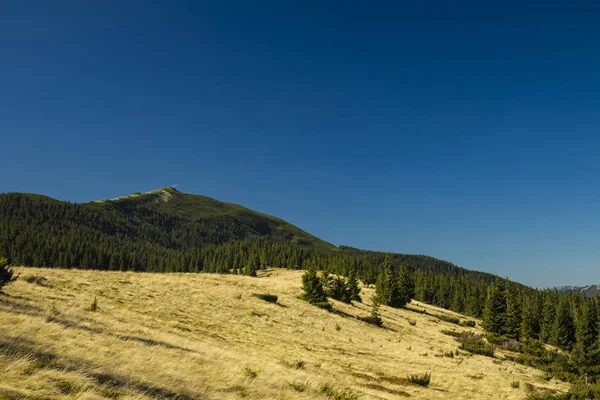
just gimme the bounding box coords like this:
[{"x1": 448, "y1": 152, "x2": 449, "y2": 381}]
[{"x1": 2, "y1": 188, "x2": 600, "y2": 396}]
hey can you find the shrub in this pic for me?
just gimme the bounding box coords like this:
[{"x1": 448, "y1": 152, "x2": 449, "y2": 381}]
[
  {"x1": 434, "y1": 313, "x2": 460, "y2": 324},
  {"x1": 358, "y1": 298, "x2": 383, "y2": 327},
  {"x1": 501, "y1": 339, "x2": 522, "y2": 353},
  {"x1": 24, "y1": 275, "x2": 49, "y2": 286},
  {"x1": 293, "y1": 360, "x2": 305, "y2": 369},
  {"x1": 243, "y1": 367, "x2": 260, "y2": 378},
  {"x1": 461, "y1": 320, "x2": 476, "y2": 327},
  {"x1": 440, "y1": 329, "x2": 472, "y2": 339},
  {"x1": 511, "y1": 380, "x2": 520, "y2": 389},
  {"x1": 301, "y1": 269, "x2": 328, "y2": 304},
  {"x1": 90, "y1": 296, "x2": 98, "y2": 312},
  {"x1": 407, "y1": 319, "x2": 417, "y2": 326},
  {"x1": 314, "y1": 301, "x2": 333, "y2": 311},
  {"x1": 320, "y1": 383, "x2": 358, "y2": 400},
  {"x1": 443, "y1": 350, "x2": 454, "y2": 358},
  {"x1": 459, "y1": 336, "x2": 495, "y2": 357},
  {"x1": 0, "y1": 257, "x2": 17, "y2": 292},
  {"x1": 485, "y1": 332, "x2": 511, "y2": 345},
  {"x1": 408, "y1": 372, "x2": 431, "y2": 387},
  {"x1": 253, "y1": 293, "x2": 278, "y2": 303},
  {"x1": 289, "y1": 381, "x2": 306, "y2": 392},
  {"x1": 335, "y1": 323, "x2": 341, "y2": 331}
]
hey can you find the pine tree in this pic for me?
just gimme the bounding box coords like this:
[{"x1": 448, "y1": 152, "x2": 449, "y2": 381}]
[
  {"x1": 571, "y1": 297, "x2": 600, "y2": 376},
  {"x1": 552, "y1": 297, "x2": 576, "y2": 351},
  {"x1": 376, "y1": 255, "x2": 394, "y2": 305},
  {"x1": 0, "y1": 257, "x2": 17, "y2": 292},
  {"x1": 244, "y1": 253, "x2": 258, "y2": 276},
  {"x1": 520, "y1": 293, "x2": 541, "y2": 340},
  {"x1": 347, "y1": 271, "x2": 362, "y2": 302},
  {"x1": 396, "y1": 265, "x2": 414, "y2": 307},
  {"x1": 301, "y1": 269, "x2": 328, "y2": 304},
  {"x1": 539, "y1": 292, "x2": 557, "y2": 343},
  {"x1": 504, "y1": 282, "x2": 522, "y2": 339},
  {"x1": 482, "y1": 279, "x2": 506, "y2": 334}
]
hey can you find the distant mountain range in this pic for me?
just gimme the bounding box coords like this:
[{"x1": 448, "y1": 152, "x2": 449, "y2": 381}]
[{"x1": 556, "y1": 285, "x2": 600, "y2": 296}]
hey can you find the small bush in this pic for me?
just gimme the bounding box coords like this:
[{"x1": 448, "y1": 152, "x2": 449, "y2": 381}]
[
  {"x1": 459, "y1": 336, "x2": 495, "y2": 357},
  {"x1": 434, "y1": 313, "x2": 460, "y2": 324},
  {"x1": 408, "y1": 372, "x2": 431, "y2": 387},
  {"x1": 253, "y1": 293, "x2": 278, "y2": 303},
  {"x1": 359, "y1": 297, "x2": 383, "y2": 326},
  {"x1": 442, "y1": 350, "x2": 454, "y2": 358},
  {"x1": 359, "y1": 314, "x2": 383, "y2": 327},
  {"x1": 407, "y1": 319, "x2": 417, "y2": 326},
  {"x1": 314, "y1": 301, "x2": 333, "y2": 311},
  {"x1": 335, "y1": 323, "x2": 341, "y2": 331},
  {"x1": 320, "y1": 383, "x2": 358, "y2": 400},
  {"x1": 440, "y1": 329, "x2": 473, "y2": 339},
  {"x1": 461, "y1": 320, "x2": 476, "y2": 327},
  {"x1": 512, "y1": 380, "x2": 520, "y2": 389},
  {"x1": 90, "y1": 296, "x2": 98, "y2": 312},
  {"x1": 56, "y1": 379, "x2": 79, "y2": 394},
  {"x1": 293, "y1": 360, "x2": 305, "y2": 369},
  {"x1": 501, "y1": 339, "x2": 522, "y2": 353},
  {"x1": 289, "y1": 381, "x2": 306, "y2": 392},
  {"x1": 24, "y1": 275, "x2": 49, "y2": 286},
  {"x1": 243, "y1": 367, "x2": 260, "y2": 378},
  {"x1": 467, "y1": 373, "x2": 485, "y2": 380},
  {"x1": 485, "y1": 332, "x2": 511, "y2": 345},
  {"x1": 0, "y1": 256, "x2": 17, "y2": 292}
]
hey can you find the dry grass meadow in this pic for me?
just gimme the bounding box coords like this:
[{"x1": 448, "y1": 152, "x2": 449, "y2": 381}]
[{"x1": 0, "y1": 267, "x2": 568, "y2": 399}]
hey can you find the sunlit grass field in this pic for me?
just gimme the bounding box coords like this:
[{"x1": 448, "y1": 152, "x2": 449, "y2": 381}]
[{"x1": 0, "y1": 267, "x2": 567, "y2": 399}]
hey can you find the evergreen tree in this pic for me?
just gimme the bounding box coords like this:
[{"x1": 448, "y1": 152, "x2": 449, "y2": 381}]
[
  {"x1": 571, "y1": 297, "x2": 600, "y2": 376},
  {"x1": 376, "y1": 255, "x2": 394, "y2": 305},
  {"x1": 504, "y1": 282, "x2": 522, "y2": 339},
  {"x1": 520, "y1": 293, "x2": 541, "y2": 340},
  {"x1": 552, "y1": 296, "x2": 576, "y2": 351},
  {"x1": 0, "y1": 257, "x2": 17, "y2": 292},
  {"x1": 539, "y1": 292, "x2": 557, "y2": 343},
  {"x1": 243, "y1": 253, "x2": 258, "y2": 276},
  {"x1": 301, "y1": 269, "x2": 328, "y2": 304},
  {"x1": 347, "y1": 271, "x2": 362, "y2": 302},
  {"x1": 396, "y1": 265, "x2": 415, "y2": 307},
  {"x1": 482, "y1": 279, "x2": 506, "y2": 334}
]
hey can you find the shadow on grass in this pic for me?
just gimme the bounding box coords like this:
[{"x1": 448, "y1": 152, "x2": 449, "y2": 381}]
[{"x1": 0, "y1": 337, "x2": 200, "y2": 400}]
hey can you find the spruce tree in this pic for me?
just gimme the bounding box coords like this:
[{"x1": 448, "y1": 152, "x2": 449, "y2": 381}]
[
  {"x1": 347, "y1": 271, "x2": 362, "y2": 302},
  {"x1": 571, "y1": 297, "x2": 600, "y2": 376},
  {"x1": 396, "y1": 265, "x2": 414, "y2": 307},
  {"x1": 539, "y1": 292, "x2": 557, "y2": 343},
  {"x1": 482, "y1": 279, "x2": 506, "y2": 334},
  {"x1": 520, "y1": 293, "x2": 540, "y2": 340},
  {"x1": 243, "y1": 254, "x2": 258, "y2": 276},
  {"x1": 301, "y1": 269, "x2": 328, "y2": 304},
  {"x1": 0, "y1": 257, "x2": 16, "y2": 292},
  {"x1": 552, "y1": 297, "x2": 576, "y2": 351},
  {"x1": 376, "y1": 255, "x2": 394, "y2": 305},
  {"x1": 504, "y1": 282, "x2": 522, "y2": 339}
]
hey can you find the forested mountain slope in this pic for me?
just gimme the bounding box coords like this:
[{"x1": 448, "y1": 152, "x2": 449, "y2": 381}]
[{"x1": 1, "y1": 187, "x2": 506, "y2": 319}]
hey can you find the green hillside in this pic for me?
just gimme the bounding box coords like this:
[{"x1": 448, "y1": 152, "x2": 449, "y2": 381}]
[{"x1": 90, "y1": 187, "x2": 334, "y2": 250}]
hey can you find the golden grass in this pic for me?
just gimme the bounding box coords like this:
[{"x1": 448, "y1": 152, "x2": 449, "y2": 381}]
[{"x1": 1, "y1": 268, "x2": 568, "y2": 399}]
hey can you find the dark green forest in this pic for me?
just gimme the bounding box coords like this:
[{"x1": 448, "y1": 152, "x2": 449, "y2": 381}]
[{"x1": 2, "y1": 188, "x2": 600, "y2": 397}]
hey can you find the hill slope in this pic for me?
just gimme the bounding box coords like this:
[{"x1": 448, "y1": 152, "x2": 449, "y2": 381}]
[
  {"x1": 90, "y1": 187, "x2": 334, "y2": 250},
  {"x1": 0, "y1": 267, "x2": 567, "y2": 399}
]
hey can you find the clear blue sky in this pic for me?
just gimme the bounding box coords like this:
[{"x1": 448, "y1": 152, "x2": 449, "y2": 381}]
[{"x1": 2, "y1": 1, "x2": 600, "y2": 288}]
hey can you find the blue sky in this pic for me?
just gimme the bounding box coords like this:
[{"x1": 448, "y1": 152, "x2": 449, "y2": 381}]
[{"x1": 2, "y1": 1, "x2": 600, "y2": 287}]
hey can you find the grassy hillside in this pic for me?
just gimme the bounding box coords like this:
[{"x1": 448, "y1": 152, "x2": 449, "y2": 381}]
[{"x1": 1, "y1": 268, "x2": 567, "y2": 399}]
